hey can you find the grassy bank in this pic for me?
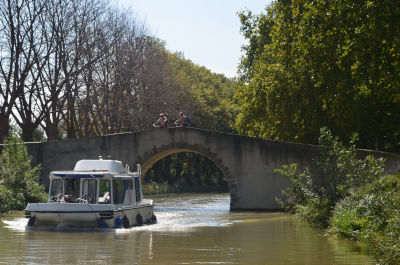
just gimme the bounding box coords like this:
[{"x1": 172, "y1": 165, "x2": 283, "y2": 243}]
[
  {"x1": 0, "y1": 211, "x2": 24, "y2": 218},
  {"x1": 275, "y1": 128, "x2": 400, "y2": 265},
  {"x1": 142, "y1": 181, "x2": 228, "y2": 195},
  {"x1": 329, "y1": 173, "x2": 400, "y2": 264}
]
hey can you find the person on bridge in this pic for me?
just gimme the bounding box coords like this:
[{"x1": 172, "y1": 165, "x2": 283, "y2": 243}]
[
  {"x1": 153, "y1": 113, "x2": 168, "y2": 128},
  {"x1": 174, "y1": 112, "x2": 191, "y2": 127}
]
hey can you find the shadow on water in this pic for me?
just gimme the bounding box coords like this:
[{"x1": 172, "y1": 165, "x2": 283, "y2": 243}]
[{"x1": 0, "y1": 193, "x2": 374, "y2": 265}]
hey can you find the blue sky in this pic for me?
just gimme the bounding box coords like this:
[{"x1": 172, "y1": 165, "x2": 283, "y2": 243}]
[{"x1": 119, "y1": 0, "x2": 271, "y2": 77}]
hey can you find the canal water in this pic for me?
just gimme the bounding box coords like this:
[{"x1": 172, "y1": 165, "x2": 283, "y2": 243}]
[{"x1": 0, "y1": 193, "x2": 373, "y2": 265}]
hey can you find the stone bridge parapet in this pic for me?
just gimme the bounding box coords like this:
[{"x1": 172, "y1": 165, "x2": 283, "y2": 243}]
[{"x1": 16, "y1": 127, "x2": 400, "y2": 210}]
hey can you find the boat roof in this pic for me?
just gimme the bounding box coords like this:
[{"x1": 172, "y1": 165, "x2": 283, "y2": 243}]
[
  {"x1": 74, "y1": 159, "x2": 126, "y2": 173},
  {"x1": 49, "y1": 171, "x2": 138, "y2": 179},
  {"x1": 49, "y1": 159, "x2": 141, "y2": 179},
  {"x1": 50, "y1": 171, "x2": 110, "y2": 178}
]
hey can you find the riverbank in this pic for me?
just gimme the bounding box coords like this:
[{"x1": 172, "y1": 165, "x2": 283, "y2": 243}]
[
  {"x1": 329, "y1": 172, "x2": 400, "y2": 264},
  {"x1": 275, "y1": 129, "x2": 400, "y2": 265},
  {"x1": 279, "y1": 171, "x2": 400, "y2": 265},
  {"x1": 0, "y1": 211, "x2": 24, "y2": 219}
]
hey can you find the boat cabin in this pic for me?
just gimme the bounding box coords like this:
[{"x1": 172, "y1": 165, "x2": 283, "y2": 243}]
[{"x1": 48, "y1": 160, "x2": 142, "y2": 205}]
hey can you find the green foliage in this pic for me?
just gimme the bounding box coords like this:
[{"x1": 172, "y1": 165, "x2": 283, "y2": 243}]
[
  {"x1": 329, "y1": 196, "x2": 369, "y2": 239},
  {"x1": 0, "y1": 136, "x2": 46, "y2": 212},
  {"x1": 275, "y1": 164, "x2": 317, "y2": 210},
  {"x1": 142, "y1": 181, "x2": 173, "y2": 195},
  {"x1": 330, "y1": 174, "x2": 400, "y2": 265},
  {"x1": 275, "y1": 127, "x2": 385, "y2": 227},
  {"x1": 275, "y1": 163, "x2": 331, "y2": 227},
  {"x1": 142, "y1": 181, "x2": 227, "y2": 195},
  {"x1": 168, "y1": 53, "x2": 239, "y2": 133},
  {"x1": 317, "y1": 127, "x2": 385, "y2": 202},
  {"x1": 276, "y1": 127, "x2": 400, "y2": 263},
  {"x1": 294, "y1": 197, "x2": 331, "y2": 228},
  {"x1": 236, "y1": 0, "x2": 400, "y2": 151},
  {"x1": 0, "y1": 185, "x2": 15, "y2": 212}
]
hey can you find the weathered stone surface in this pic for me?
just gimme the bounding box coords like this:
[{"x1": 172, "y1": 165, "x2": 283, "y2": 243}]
[{"x1": 13, "y1": 127, "x2": 400, "y2": 210}]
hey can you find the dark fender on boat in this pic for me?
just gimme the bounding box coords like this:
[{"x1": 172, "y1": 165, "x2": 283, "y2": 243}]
[{"x1": 122, "y1": 215, "x2": 130, "y2": 228}]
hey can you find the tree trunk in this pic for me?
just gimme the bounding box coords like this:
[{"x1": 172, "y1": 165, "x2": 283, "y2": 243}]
[
  {"x1": 20, "y1": 125, "x2": 35, "y2": 142},
  {"x1": 0, "y1": 116, "x2": 10, "y2": 143},
  {"x1": 45, "y1": 123, "x2": 60, "y2": 141}
]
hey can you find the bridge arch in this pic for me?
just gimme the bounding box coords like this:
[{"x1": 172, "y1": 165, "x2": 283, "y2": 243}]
[{"x1": 136, "y1": 142, "x2": 239, "y2": 209}]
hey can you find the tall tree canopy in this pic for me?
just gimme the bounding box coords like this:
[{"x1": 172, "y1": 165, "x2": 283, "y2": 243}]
[
  {"x1": 236, "y1": 0, "x2": 400, "y2": 151},
  {"x1": 167, "y1": 52, "x2": 238, "y2": 133},
  {"x1": 0, "y1": 0, "x2": 239, "y2": 142}
]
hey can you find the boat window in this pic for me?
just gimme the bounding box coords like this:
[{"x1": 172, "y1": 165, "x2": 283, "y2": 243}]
[
  {"x1": 134, "y1": 177, "x2": 141, "y2": 202},
  {"x1": 113, "y1": 179, "x2": 133, "y2": 204},
  {"x1": 64, "y1": 178, "x2": 80, "y2": 203},
  {"x1": 82, "y1": 179, "x2": 97, "y2": 204},
  {"x1": 49, "y1": 179, "x2": 63, "y2": 202},
  {"x1": 99, "y1": 180, "x2": 111, "y2": 204},
  {"x1": 113, "y1": 180, "x2": 125, "y2": 204},
  {"x1": 125, "y1": 180, "x2": 134, "y2": 204}
]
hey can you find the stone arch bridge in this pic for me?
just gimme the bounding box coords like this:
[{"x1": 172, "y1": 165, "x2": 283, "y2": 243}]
[{"x1": 25, "y1": 128, "x2": 400, "y2": 211}]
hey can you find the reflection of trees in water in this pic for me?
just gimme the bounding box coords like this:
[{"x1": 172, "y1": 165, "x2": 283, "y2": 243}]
[{"x1": 144, "y1": 152, "x2": 229, "y2": 192}]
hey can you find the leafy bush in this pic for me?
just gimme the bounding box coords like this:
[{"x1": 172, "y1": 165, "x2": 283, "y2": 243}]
[
  {"x1": 0, "y1": 136, "x2": 46, "y2": 212},
  {"x1": 317, "y1": 127, "x2": 385, "y2": 201},
  {"x1": 0, "y1": 185, "x2": 15, "y2": 212},
  {"x1": 294, "y1": 197, "x2": 332, "y2": 228},
  {"x1": 275, "y1": 127, "x2": 385, "y2": 227},
  {"x1": 275, "y1": 127, "x2": 400, "y2": 264},
  {"x1": 274, "y1": 163, "x2": 332, "y2": 226},
  {"x1": 329, "y1": 195, "x2": 369, "y2": 239},
  {"x1": 330, "y1": 174, "x2": 400, "y2": 265},
  {"x1": 142, "y1": 181, "x2": 173, "y2": 195}
]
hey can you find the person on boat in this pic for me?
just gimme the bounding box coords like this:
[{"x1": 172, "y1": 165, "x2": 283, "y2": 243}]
[
  {"x1": 50, "y1": 193, "x2": 63, "y2": 202},
  {"x1": 174, "y1": 112, "x2": 191, "y2": 127},
  {"x1": 64, "y1": 179, "x2": 80, "y2": 203},
  {"x1": 153, "y1": 113, "x2": 168, "y2": 127}
]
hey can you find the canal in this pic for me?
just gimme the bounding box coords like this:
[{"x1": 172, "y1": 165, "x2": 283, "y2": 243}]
[{"x1": 0, "y1": 193, "x2": 373, "y2": 264}]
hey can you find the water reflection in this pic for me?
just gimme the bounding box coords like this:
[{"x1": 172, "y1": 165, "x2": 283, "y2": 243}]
[{"x1": 0, "y1": 194, "x2": 373, "y2": 265}]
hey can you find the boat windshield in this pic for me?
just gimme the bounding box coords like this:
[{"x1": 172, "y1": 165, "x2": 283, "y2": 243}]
[
  {"x1": 48, "y1": 178, "x2": 80, "y2": 203},
  {"x1": 82, "y1": 179, "x2": 97, "y2": 204},
  {"x1": 64, "y1": 178, "x2": 80, "y2": 202},
  {"x1": 49, "y1": 179, "x2": 63, "y2": 201}
]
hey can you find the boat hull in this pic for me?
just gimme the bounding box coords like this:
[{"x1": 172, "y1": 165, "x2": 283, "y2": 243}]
[{"x1": 25, "y1": 200, "x2": 155, "y2": 228}]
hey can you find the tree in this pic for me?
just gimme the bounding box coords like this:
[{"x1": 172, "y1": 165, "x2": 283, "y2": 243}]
[
  {"x1": 0, "y1": 135, "x2": 46, "y2": 212},
  {"x1": 0, "y1": 0, "x2": 48, "y2": 142},
  {"x1": 235, "y1": 0, "x2": 400, "y2": 151},
  {"x1": 167, "y1": 52, "x2": 238, "y2": 133}
]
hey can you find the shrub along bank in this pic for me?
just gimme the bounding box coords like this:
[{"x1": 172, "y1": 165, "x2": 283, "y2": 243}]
[
  {"x1": 275, "y1": 127, "x2": 400, "y2": 265},
  {"x1": 0, "y1": 136, "x2": 46, "y2": 212}
]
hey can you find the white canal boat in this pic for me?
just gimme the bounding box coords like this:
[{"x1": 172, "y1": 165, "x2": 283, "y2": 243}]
[{"x1": 25, "y1": 158, "x2": 156, "y2": 228}]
